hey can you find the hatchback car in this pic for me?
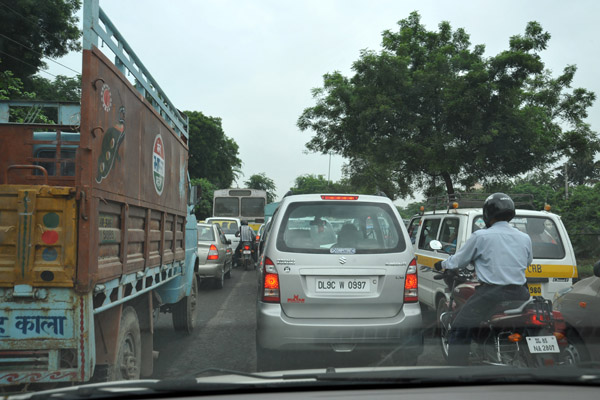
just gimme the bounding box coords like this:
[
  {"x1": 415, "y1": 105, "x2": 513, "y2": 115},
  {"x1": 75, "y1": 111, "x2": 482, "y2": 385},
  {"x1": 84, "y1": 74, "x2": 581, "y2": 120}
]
[
  {"x1": 196, "y1": 223, "x2": 233, "y2": 289},
  {"x1": 553, "y1": 261, "x2": 600, "y2": 366},
  {"x1": 256, "y1": 194, "x2": 423, "y2": 371}
]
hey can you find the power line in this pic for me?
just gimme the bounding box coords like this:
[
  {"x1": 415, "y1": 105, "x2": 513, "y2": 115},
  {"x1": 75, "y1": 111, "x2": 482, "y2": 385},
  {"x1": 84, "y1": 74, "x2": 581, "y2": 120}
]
[
  {"x1": 0, "y1": 33, "x2": 80, "y2": 75},
  {"x1": 0, "y1": 0, "x2": 61, "y2": 41},
  {"x1": 0, "y1": 49, "x2": 58, "y2": 78}
]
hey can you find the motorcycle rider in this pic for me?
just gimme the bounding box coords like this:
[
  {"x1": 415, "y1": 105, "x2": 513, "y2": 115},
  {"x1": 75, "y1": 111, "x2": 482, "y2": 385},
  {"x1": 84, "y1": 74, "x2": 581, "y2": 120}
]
[
  {"x1": 434, "y1": 193, "x2": 532, "y2": 366},
  {"x1": 235, "y1": 220, "x2": 256, "y2": 266}
]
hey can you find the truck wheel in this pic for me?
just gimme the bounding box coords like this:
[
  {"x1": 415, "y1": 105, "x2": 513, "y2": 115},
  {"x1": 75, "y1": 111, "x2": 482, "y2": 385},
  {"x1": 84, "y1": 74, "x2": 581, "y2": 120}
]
[
  {"x1": 110, "y1": 307, "x2": 141, "y2": 381},
  {"x1": 172, "y1": 276, "x2": 198, "y2": 334}
]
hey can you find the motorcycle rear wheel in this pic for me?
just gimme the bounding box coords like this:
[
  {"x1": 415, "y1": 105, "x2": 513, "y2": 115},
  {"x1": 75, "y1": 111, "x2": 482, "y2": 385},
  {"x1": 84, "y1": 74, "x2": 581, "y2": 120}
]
[{"x1": 437, "y1": 297, "x2": 451, "y2": 360}]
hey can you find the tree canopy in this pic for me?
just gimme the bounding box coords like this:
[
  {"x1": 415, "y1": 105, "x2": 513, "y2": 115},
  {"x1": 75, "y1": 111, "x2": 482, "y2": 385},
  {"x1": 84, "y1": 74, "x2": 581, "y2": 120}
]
[
  {"x1": 245, "y1": 173, "x2": 277, "y2": 203},
  {"x1": 0, "y1": 0, "x2": 81, "y2": 82},
  {"x1": 186, "y1": 111, "x2": 242, "y2": 189},
  {"x1": 298, "y1": 12, "x2": 598, "y2": 198}
]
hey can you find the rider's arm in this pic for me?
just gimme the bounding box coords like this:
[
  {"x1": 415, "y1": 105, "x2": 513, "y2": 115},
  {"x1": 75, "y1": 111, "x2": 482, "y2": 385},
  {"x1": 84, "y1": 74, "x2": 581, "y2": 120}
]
[{"x1": 442, "y1": 233, "x2": 479, "y2": 270}]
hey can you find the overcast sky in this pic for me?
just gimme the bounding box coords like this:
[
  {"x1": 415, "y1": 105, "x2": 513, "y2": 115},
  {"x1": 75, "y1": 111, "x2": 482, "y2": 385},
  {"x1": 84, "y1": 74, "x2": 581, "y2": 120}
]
[{"x1": 47, "y1": 0, "x2": 600, "y2": 205}]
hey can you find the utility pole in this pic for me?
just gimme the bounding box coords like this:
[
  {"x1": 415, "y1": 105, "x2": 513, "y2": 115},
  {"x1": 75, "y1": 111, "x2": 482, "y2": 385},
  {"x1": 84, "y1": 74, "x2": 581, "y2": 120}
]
[
  {"x1": 328, "y1": 152, "x2": 332, "y2": 183},
  {"x1": 564, "y1": 163, "x2": 569, "y2": 199}
]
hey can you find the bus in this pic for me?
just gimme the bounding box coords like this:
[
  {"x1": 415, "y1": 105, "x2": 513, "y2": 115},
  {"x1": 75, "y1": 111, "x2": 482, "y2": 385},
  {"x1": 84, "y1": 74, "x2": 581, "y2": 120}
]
[{"x1": 213, "y1": 188, "x2": 267, "y2": 231}]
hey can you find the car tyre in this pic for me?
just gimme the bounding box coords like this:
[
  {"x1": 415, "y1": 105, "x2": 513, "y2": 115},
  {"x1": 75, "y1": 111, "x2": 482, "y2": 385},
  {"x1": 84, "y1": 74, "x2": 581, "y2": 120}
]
[
  {"x1": 225, "y1": 261, "x2": 232, "y2": 279},
  {"x1": 215, "y1": 266, "x2": 225, "y2": 289},
  {"x1": 562, "y1": 328, "x2": 591, "y2": 366}
]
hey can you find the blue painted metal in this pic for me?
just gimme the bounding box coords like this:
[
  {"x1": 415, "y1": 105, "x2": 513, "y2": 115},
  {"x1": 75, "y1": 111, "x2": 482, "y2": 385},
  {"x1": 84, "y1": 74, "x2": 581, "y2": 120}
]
[
  {"x1": 82, "y1": 0, "x2": 189, "y2": 139},
  {"x1": 0, "y1": 289, "x2": 95, "y2": 385}
]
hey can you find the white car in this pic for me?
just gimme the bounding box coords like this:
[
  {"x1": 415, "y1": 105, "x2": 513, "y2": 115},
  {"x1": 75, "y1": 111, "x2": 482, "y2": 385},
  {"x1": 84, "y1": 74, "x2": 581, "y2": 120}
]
[{"x1": 256, "y1": 193, "x2": 423, "y2": 371}]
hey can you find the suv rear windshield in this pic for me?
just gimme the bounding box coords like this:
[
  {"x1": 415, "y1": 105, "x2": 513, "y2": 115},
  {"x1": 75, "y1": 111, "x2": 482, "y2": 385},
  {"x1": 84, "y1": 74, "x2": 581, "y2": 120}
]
[
  {"x1": 472, "y1": 215, "x2": 566, "y2": 259},
  {"x1": 276, "y1": 201, "x2": 406, "y2": 254}
]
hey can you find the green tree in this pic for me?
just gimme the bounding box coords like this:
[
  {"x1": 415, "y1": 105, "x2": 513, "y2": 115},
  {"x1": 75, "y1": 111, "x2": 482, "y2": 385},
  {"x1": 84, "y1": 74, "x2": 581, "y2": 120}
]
[
  {"x1": 290, "y1": 174, "x2": 358, "y2": 195},
  {"x1": 245, "y1": 173, "x2": 277, "y2": 203},
  {"x1": 0, "y1": 59, "x2": 33, "y2": 100},
  {"x1": 0, "y1": 0, "x2": 81, "y2": 82},
  {"x1": 191, "y1": 177, "x2": 216, "y2": 220},
  {"x1": 298, "y1": 12, "x2": 597, "y2": 198},
  {"x1": 28, "y1": 74, "x2": 81, "y2": 101},
  {"x1": 186, "y1": 111, "x2": 242, "y2": 188}
]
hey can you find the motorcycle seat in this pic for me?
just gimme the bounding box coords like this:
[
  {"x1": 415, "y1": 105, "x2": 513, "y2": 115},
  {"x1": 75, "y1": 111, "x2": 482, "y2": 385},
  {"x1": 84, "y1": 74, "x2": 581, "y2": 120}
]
[{"x1": 503, "y1": 298, "x2": 535, "y2": 315}]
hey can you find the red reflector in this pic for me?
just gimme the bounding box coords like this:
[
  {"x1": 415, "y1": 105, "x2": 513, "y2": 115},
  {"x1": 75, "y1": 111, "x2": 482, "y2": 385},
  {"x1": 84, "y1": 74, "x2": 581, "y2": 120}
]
[{"x1": 320, "y1": 195, "x2": 359, "y2": 200}]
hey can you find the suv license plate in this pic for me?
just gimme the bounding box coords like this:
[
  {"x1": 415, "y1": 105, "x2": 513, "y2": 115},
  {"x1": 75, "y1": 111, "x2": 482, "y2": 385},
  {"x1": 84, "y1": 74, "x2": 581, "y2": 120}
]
[
  {"x1": 315, "y1": 278, "x2": 372, "y2": 293},
  {"x1": 526, "y1": 336, "x2": 560, "y2": 353}
]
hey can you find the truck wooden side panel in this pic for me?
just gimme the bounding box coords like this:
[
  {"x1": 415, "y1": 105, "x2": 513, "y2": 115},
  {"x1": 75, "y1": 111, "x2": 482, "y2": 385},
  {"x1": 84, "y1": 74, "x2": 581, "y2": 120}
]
[{"x1": 77, "y1": 47, "x2": 189, "y2": 292}]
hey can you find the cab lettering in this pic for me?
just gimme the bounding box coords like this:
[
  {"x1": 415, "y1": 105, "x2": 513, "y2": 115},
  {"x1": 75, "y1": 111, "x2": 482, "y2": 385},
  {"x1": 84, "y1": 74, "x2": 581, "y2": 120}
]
[{"x1": 528, "y1": 264, "x2": 543, "y2": 274}]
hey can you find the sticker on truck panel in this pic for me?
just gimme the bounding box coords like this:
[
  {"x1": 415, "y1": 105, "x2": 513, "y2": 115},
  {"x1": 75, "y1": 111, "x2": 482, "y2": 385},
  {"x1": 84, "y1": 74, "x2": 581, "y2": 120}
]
[
  {"x1": 153, "y1": 134, "x2": 165, "y2": 195},
  {"x1": 96, "y1": 94, "x2": 126, "y2": 184}
]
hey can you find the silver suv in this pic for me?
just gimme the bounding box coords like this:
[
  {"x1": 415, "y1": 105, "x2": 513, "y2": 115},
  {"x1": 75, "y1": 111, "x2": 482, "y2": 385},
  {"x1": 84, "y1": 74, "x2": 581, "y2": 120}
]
[{"x1": 256, "y1": 194, "x2": 423, "y2": 370}]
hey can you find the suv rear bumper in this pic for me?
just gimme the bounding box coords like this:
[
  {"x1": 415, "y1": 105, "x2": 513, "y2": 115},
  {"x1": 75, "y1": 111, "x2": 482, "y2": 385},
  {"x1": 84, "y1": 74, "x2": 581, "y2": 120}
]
[{"x1": 256, "y1": 302, "x2": 423, "y2": 354}]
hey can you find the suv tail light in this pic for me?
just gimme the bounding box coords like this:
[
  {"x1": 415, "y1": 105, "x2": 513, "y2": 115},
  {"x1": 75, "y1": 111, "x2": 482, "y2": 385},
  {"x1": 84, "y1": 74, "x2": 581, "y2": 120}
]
[
  {"x1": 207, "y1": 244, "x2": 219, "y2": 260},
  {"x1": 320, "y1": 195, "x2": 359, "y2": 200},
  {"x1": 404, "y1": 258, "x2": 418, "y2": 303},
  {"x1": 262, "y1": 257, "x2": 280, "y2": 303}
]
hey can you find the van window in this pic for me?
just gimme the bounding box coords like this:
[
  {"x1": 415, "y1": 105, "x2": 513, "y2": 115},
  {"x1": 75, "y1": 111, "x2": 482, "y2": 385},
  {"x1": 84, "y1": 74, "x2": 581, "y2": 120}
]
[
  {"x1": 473, "y1": 215, "x2": 566, "y2": 259},
  {"x1": 407, "y1": 217, "x2": 421, "y2": 245},
  {"x1": 418, "y1": 218, "x2": 441, "y2": 250},
  {"x1": 276, "y1": 201, "x2": 405, "y2": 254},
  {"x1": 439, "y1": 218, "x2": 460, "y2": 254}
]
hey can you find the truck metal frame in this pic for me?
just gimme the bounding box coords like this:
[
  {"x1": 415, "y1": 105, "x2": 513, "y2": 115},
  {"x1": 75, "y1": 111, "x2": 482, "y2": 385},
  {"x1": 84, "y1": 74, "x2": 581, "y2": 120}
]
[{"x1": 0, "y1": 0, "x2": 198, "y2": 387}]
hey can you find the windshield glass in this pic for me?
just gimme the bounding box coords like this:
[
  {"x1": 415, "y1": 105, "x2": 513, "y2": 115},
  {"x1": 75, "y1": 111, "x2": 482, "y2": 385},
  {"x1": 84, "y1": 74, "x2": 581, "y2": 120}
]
[
  {"x1": 241, "y1": 197, "x2": 266, "y2": 217},
  {"x1": 473, "y1": 215, "x2": 566, "y2": 259},
  {"x1": 214, "y1": 197, "x2": 239, "y2": 217},
  {"x1": 197, "y1": 225, "x2": 215, "y2": 241}
]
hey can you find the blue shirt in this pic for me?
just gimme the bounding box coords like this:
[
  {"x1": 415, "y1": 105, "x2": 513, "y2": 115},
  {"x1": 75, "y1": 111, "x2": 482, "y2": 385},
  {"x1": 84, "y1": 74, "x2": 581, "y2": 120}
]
[{"x1": 441, "y1": 221, "x2": 532, "y2": 285}]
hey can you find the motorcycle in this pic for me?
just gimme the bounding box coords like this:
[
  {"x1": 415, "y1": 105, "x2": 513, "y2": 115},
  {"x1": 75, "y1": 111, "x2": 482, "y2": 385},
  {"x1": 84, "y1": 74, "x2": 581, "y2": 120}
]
[
  {"x1": 430, "y1": 242, "x2": 569, "y2": 367},
  {"x1": 239, "y1": 241, "x2": 255, "y2": 271}
]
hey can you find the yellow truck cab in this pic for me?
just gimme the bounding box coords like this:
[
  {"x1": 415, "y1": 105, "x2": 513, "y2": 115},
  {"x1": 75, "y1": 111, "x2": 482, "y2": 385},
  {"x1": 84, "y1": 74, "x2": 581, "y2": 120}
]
[{"x1": 407, "y1": 194, "x2": 577, "y2": 313}]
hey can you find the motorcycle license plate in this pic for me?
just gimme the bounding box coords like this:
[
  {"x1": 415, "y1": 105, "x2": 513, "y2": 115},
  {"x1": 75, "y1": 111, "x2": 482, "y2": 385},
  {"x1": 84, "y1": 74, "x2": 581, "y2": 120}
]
[
  {"x1": 243, "y1": 250, "x2": 251, "y2": 254},
  {"x1": 526, "y1": 336, "x2": 560, "y2": 353}
]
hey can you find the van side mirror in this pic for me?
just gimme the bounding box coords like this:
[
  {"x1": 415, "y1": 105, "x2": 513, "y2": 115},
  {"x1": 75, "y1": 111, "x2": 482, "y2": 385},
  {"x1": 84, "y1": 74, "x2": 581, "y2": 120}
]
[
  {"x1": 594, "y1": 260, "x2": 600, "y2": 278},
  {"x1": 429, "y1": 240, "x2": 442, "y2": 250}
]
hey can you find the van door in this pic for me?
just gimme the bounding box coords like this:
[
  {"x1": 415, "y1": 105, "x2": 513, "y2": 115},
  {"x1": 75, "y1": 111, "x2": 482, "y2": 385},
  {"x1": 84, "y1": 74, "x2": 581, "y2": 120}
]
[{"x1": 415, "y1": 217, "x2": 442, "y2": 309}]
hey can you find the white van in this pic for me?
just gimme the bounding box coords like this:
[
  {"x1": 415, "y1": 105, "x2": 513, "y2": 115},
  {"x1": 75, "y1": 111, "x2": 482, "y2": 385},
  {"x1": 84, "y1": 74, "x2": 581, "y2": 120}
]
[{"x1": 408, "y1": 203, "x2": 577, "y2": 313}]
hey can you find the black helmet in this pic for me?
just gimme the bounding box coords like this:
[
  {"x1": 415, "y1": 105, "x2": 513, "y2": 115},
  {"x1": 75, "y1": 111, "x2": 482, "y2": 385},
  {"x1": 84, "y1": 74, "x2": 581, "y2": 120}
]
[
  {"x1": 483, "y1": 193, "x2": 515, "y2": 228},
  {"x1": 241, "y1": 220, "x2": 248, "y2": 226}
]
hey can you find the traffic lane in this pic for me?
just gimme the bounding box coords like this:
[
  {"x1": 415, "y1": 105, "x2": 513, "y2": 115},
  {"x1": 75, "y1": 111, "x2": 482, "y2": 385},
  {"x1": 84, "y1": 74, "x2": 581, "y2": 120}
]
[
  {"x1": 151, "y1": 269, "x2": 446, "y2": 378},
  {"x1": 152, "y1": 267, "x2": 258, "y2": 379}
]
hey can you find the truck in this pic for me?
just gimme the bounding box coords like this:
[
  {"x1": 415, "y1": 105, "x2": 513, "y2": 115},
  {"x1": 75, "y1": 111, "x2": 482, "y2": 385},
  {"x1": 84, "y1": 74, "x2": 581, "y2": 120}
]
[{"x1": 0, "y1": 0, "x2": 199, "y2": 387}]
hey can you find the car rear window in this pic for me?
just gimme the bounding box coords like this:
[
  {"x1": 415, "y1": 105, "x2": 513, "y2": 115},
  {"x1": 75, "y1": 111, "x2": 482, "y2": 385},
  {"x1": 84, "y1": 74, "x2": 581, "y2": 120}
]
[
  {"x1": 208, "y1": 220, "x2": 239, "y2": 234},
  {"x1": 472, "y1": 215, "x2": 566, "y2": 259},
  {"x1": 198, "y1": 226, "x2": 215, "y2": 241},
  {"x1": 276, "y1": 201, "x2": 406, "y2": 254}
]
